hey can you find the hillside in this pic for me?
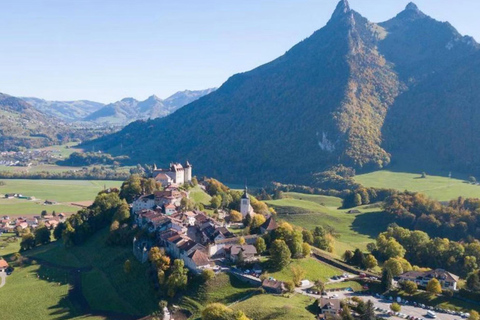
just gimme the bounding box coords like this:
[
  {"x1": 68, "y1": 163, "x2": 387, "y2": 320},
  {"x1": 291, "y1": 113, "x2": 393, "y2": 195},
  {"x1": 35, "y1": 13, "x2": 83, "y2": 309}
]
[
  {"x1": 21, "y1": 97, "x2": 105, "y2": 122},
  {"x1": 0, "y1": 93, "x2": 72, "y2": 150},
  {"x1": 86, "y1": 1, "x2": 480, "y2": 185},
  {"x1": 84, "y1": 88, "x2": 215, "y2": 124}
]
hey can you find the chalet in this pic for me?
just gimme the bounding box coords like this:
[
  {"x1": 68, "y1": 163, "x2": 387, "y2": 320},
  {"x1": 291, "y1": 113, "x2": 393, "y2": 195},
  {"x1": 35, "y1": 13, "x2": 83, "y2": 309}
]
[
  {"x1": 0, "y1": 258, "x2": 9, "y2": 272},
  {"x1": 44, "y1": 200, "x2": 57, "y2": 205},
  {"x1": 165, "y1": 203, "x2": 176, "y2": 215},
  {"x1": 226, "y1": 245, "x2": 257, "y2": 262},
  {"x1": 4, "y1": 193, "x2": 17, "y2": 199},
  {"x1": 262, "y1": 279, "x2": 284, "y2": 294},
  {"x1": 132, "y1": 194, "x2": 155, "y2": 213},
  {"x1": 318, "y1": 298, "x2": 342, "y2": 317},
  {"x1": 260, "y1": 216, "x2": 278, "y2": 234},
  {"x1": 399, "y1": 269, "x2": 459, "y2": 291},
  {"x1": 58, "y1": 213, "x2": 66, "y2": 222},
  {"x1": 347, "y1": 209, "x2": 361, "y2": 214}
]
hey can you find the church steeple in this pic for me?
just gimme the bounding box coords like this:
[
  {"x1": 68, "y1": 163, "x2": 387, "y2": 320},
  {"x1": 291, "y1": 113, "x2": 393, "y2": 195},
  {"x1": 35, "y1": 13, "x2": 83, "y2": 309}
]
[{"x1": 242, "y1": 184, "x2": 249, "y2": 199}]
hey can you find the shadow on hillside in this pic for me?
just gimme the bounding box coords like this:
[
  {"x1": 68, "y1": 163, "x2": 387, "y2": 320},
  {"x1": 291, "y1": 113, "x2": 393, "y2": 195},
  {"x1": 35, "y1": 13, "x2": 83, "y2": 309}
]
[{"x1": 350, "y1": 211, "x2": 395, "y2": 239}]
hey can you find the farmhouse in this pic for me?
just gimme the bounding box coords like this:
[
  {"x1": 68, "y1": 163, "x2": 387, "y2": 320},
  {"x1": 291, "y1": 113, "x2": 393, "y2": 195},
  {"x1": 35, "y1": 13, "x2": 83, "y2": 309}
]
[
  {"x1": 262, "y1": 279, "x2": 285, "y2": 294},
  {"x1": 318, "y1": 298, "x2": 342, "y2": 317},
  {"x1": 226, "y1": 245, "x2": 257, "y2": 262},
  {"x1": 399, "y1": 269, "x2": 460, "y2": 291}
]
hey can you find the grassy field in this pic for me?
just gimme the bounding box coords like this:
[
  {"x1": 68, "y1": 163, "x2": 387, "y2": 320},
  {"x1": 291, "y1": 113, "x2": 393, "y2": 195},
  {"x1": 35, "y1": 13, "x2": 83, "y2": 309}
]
[
  {"x1": 394, "y1": 290, "x2": 480, "y2": 312},
  {"x1": 0, "y1": 263, "x2": 104, "y2": 320},
  {"x1": 0, "y1": 179, "x2": 122, "y2": 216},
  {"x1": 232, "y1": 293, "x2": 316, "y2": 320},
  {"x1": 190, "y1": 185, "x2": 212, "y2": 205},
  {"x1": 266, "y1": 194, "x2": 392, "y2": 256},
  {"x1": 178, "y1": 273, "x2": 258, "y2": 317},
  {"x1": 325, "y1": 280, "x2": 363, "y2": 291},
  {"x1": 355, "y1": 170, "x2": 480, "y2": 201},
  {"x1": 0, "y1": 234, "x2": 21, "y2": 256},
  {"x1": 269, "y1": 257, "x2": 340, "y2": 282},
  {"x1": 23, "y1": 229, "x2": 158, "y2": 317}
]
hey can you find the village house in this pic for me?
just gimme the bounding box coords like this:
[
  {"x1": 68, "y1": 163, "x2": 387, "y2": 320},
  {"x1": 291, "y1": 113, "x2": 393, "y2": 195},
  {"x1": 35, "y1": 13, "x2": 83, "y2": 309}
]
[
  {"x1": 318, "y1": 298, "x2": 342, "y2": 318},
  {"x1": 208, "y1": 234, "x2": 259, "y2": 257},
  {"x1": 262, "y1": 279, "x2": 285, "y2": 294},
  {"x1": 226, "y1": 244, "x2": 257, "y2": 263},
  {"x1": 260, "y1": 216, "x2": 278, "y2": 234},
  {"x1": 398, "y1": 269, "x2": 460, "y2": 291}
]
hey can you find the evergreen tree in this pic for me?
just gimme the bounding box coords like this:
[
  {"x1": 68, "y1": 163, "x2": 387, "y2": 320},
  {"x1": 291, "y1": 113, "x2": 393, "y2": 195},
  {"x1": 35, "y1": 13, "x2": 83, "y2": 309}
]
[
  {"x1": 361, "y1": 300, "x2": 376, "y2": 320},
  {"x1": 269, "y1": 239, "x2": 291, "y2": 271},
  {"x1": 381, "y1": 268, "x2": 393, "y2": 292}
]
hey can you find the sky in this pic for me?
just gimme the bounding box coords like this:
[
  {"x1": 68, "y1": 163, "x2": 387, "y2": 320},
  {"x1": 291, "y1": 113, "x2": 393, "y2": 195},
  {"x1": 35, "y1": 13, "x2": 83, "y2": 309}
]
[{"x1": 1, "y1": 0, "x2": 480, "y2": 103}]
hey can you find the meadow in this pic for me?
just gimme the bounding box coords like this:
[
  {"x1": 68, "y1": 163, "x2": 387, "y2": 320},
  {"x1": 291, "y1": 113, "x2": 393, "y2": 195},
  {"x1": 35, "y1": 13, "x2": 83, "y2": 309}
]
[
  {"x1": 232, "y1": 293, "x2": 316, "y2": 320},
  {"x1": 266, "y1": 193, "x2": 392, "y2": 256},
  {"x1": 355, "y1": 170, "x2": 480, "y2": 201},
  {"x1": 0, "y1": 179, "x2": 122, "y2": 216},
  {"x1": 269, "y1": 257, "x2": 340, "y2": 282}
]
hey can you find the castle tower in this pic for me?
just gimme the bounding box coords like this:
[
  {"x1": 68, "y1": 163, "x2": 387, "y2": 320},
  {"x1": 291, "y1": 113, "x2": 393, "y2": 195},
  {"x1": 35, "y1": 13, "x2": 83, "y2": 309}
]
[
  {"x1": 240, "y1": 185, "x2": 251, "y2": 218},
  {"x1": 184, "y1": 161, "x2": 192, "y2": 182}
]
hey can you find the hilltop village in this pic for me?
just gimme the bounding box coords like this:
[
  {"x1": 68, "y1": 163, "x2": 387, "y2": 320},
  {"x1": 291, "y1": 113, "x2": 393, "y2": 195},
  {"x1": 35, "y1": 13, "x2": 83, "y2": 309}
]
[{"x1": 131, "y1": 162, "x2": 275, "y2": 273}]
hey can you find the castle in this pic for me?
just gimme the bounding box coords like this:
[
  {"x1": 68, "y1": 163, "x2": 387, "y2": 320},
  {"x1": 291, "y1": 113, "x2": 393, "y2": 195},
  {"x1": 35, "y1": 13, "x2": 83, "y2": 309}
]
[{"x1": 152, "y1": 161, "x2": 192, "y2": 186}]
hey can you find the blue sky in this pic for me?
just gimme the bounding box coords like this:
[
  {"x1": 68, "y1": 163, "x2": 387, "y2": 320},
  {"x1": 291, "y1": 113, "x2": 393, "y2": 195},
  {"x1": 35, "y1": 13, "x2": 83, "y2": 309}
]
[{"x1": 1, "y1": 0, "x2": 479, "y2": 103}]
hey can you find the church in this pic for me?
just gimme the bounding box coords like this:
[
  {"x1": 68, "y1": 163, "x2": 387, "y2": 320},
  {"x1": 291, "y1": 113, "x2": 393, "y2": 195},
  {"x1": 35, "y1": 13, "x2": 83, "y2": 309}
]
[
  {"x1": 152, "y1": 161, "x2": 192, "y2": 186},
  {"x1": 240, "y1": 185, "x2": 255, "y2": 218}
]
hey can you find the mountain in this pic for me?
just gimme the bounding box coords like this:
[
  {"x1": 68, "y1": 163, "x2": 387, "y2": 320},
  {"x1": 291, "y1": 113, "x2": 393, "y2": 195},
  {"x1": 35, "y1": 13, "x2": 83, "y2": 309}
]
[
  {"x1": 84, "y1": 89, "x2": 216, "y2": 124},
  {"x1": 21, "y1": 98, "x2": 105, "y2": 122},
  {"x1": 86, "y1": 1, "x2": 480, "y2": 184},
  {"x1": 0, "y1": 93, "x2": 70, "y2": 150}
]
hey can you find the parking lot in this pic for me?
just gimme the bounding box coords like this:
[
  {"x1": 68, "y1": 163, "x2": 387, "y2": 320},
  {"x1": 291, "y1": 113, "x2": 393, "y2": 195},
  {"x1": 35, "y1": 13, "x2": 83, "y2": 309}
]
[{"x1": 299, "y1": 289, "x2": 469, "y2": 320}]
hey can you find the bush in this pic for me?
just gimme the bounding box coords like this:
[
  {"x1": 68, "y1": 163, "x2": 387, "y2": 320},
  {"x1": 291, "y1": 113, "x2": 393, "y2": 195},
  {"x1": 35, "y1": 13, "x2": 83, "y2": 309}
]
[
  {"x1": 284, "y1": 281, "x2": 295, "y2": 293},
  {"x1": 390, "y1": 303, "x2": 401, "y2": 312},
  {"x1": 202, "y1": 269, "x2": 215, "y2": 282},
  {"x1": 403, "y1": 280, "x2": 418, "y2": 294},
  {"x1": 443, "y1": 289, "x2": 454, "y2": 298}
]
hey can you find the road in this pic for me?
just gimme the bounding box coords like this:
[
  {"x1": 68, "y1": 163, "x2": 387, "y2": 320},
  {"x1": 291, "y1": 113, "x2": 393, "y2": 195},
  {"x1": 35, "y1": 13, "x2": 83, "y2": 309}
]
[
  {"x1": 0, "y1": 270, "x2": 6, "y2": 288},
  {"x1": 297, "y1": 289, "x2": 464, "y2": 320}
]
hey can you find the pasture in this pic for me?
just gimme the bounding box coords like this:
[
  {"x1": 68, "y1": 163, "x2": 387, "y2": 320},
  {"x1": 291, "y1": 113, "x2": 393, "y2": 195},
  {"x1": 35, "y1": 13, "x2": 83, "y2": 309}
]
[
  {"x1": 0, "y1": 179, "x2": 122, "y2": 216},
  {"x1": 355, "y1": 170, "x2": 480, "y2": 201},
  {"x1": 232, "y1": 293, "x2": 316, "y2": 320},
  {"x1": 266, "y1": 194, "x2": 391, "y2": 256},
  {"x1": 269, "y1": 257, "x2": 340, "y2": 282}
]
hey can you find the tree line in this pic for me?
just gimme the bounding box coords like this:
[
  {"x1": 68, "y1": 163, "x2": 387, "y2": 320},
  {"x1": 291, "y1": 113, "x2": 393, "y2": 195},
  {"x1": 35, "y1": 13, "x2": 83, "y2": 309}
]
[{"x1": 383, "y1": 192, "x2": 480, "y2": 241}]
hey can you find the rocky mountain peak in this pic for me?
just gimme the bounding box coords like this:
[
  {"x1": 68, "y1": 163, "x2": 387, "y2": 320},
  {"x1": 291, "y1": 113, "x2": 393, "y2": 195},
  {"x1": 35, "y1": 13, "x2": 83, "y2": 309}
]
[
  {"x1": 330, "y1": 0, "x2": 351, "y2": 21},
  {"x1": 405, "y1": 2, "x2": 419, "y2": 11}
]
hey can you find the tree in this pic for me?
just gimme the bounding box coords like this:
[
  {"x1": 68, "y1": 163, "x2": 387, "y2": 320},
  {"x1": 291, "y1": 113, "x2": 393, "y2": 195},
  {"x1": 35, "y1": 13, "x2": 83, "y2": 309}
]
[
  {"x1": 269, "y1": 239, "x2": 291, "y2": 271},
  {"x1": 364, "y1": 254, "x2": 378, "y2": 270},
  {"x1": 354, "y1": 193, "x2": 362, "y2": 207},
  {"x1": 469, "y1": 176, "x2": 477, "y2": 184},
  {"x1": 468, "y1": 310, "x2": 479, "y2": 320},
  {"x1": 144, "y1": 178, "x2": 157, "y2": 194},
  {"x1": 403, "y1": 280, "x2": 418, "y2": 294},
  {"x1": 361, "y1": 300, "x2": 376, "y2": 320},
  {"x1": 284, "y1": 280, "x2": 295, "y2": 293},
  {"x1": 466, "y1": 272, "x2": 480, "y2": 292},
  {"x1": 230, "y1": 210, "x2": 243, "y2": 222},
  {"x1": 314, "y1": 280, "x2": 325, "y2": 293},
  {"x1": 20, "y1": 233, "x2": 35, "y2": 251},
  {"x1": 343, "y1": 250, "x2": 354, "y2": 263},
  {"x1": 302, "y1": 230, "x2": 314, "y2": 245},
  {"x1": 351, "y1": 249, "x2": 365, "y2": 268},
  {"x1": 302, "y1": 242, "x2": 311, "y2": 258},
  {"x1": 202, "y1": 269, "x2": 215, "y2": 282},
  {"x1": 113, "y1": 199, "x2": 130, "y2": 223},
  {"x1": 426, "y1": 278, "x2": 442, "y2": 295},
  {"x1": 124, "y1": 259, "x2": 131, "y2": 273},
  {"x1": 291, "y1": 266, "x2": 306, "y2": 286},
  {"x1": 210, "y1": 195, "x2": 222, "y2": 209},
  {"x1": 390, "y1": 302, "x2": 401, "y2": 312},
  {"x1": 250, "y1": 214, "x2": 266, "y2": 232},
  {"x1": 341, "y1": 305, "x2": 354, "y2": 320},
  {"x1": 384, "y1": 258, "x2": 405, "y2": 276},
  {"x1": 119, "y1": 174, "x2": 143, "y2": 202},
  {"x1": 53, "y1": 222, "x2": 65, "y2": 240},
  {"x1": 41, "y1": 210, "x2": 47, "y2": 217},
  {"x1": 381, "y1": 268, "x2": 393, "y2": 292},
  {"x1": 166, "y1": 259, "x2": 188, "y2": 297},
  {"x1": 254, "y1": 237, "x2": 266, "y2": 254},
  {"x1": 34, "y1": 226, "x2": 51, "y2": 245},
  {"x1": 238, "y1": 236, "x2": 246, "y2": 245}
]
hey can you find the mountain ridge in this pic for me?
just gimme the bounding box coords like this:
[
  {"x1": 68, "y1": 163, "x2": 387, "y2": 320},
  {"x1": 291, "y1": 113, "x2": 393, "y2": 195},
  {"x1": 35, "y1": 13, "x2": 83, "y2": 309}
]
[{"x1": 84, "y1": 1, "x2": 480, "y2": 184}]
